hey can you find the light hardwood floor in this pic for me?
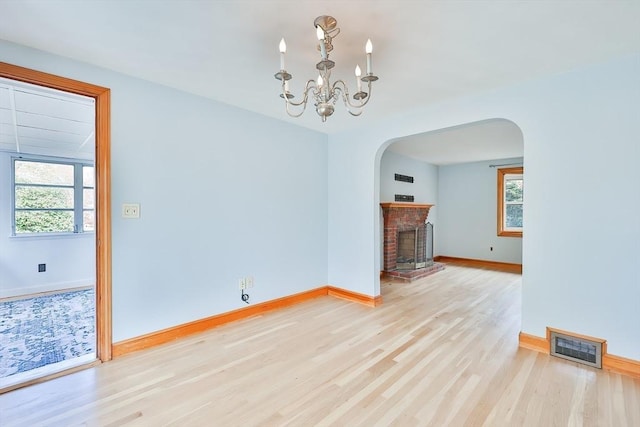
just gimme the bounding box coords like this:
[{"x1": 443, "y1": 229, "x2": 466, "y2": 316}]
[{"x1": 1, "y1": 266, "x2": 638, "y2": 426}]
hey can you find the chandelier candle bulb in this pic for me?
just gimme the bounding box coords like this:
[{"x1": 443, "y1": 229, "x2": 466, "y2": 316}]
[
  {"x1": 365, "y1": 39, "x2": 373, "y2": 74},
  {"x1": 355, "y1": 65, "x2": 362, "y2": 92},
  {"x1": 316, "y1": 26, "x2": 327, "y2": 60},
  {"x1": 279, "y1": 38, "x2": 286, "y2": 70}
]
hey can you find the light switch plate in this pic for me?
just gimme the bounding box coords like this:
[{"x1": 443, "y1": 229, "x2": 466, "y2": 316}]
[{"x1": 122, "y1": 203, "x2": 140, "y2": 218}]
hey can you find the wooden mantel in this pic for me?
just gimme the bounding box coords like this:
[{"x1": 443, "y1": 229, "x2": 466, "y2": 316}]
[{"x1": 380, "y1": 202, "x2": 433, "y2": 209}]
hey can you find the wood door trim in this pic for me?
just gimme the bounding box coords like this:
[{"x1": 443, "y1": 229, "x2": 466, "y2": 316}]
[{"x1": 0, "y1": 62, "x2": 112, "y2": 362}]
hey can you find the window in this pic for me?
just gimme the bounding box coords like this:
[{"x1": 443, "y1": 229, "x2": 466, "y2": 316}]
[
  {"x1": 12, "y1": 157, "x2": 94, "y2": 235},
  {"x1": 497, "y1": 166, "x2": 523, "y2": 237}
]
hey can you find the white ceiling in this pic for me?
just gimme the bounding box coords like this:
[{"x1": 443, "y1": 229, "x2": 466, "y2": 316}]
[
  {"x1": 0, "y1": 1, "x2": 638, "y2": 164},
  {"x1": 388, "y1": 118, "x2": 523, "y2": 165},
  {"x1": 0, "y1": 78, "x2": 95, "y2": 160}
]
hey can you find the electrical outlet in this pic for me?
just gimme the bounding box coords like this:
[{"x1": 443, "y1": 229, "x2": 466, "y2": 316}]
[
  {"x1": 122, "y1": 203, "x2": 140, "y2": 218},
  {"x1": 238, "y1": 276, "x2": 254, "y2": 290}
]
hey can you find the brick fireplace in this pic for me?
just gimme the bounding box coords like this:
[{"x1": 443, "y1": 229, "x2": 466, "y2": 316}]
[{"x1": 380, "y1": 202, "x2": 444, "y2": 281}]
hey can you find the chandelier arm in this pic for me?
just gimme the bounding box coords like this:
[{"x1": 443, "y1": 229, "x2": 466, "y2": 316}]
[
  {"x1": 348, "y1": 79, "x2": 374, "y2": 109},
  {"x1": 332, "y1": 80, "x2": 368, "y2": 116},
  {"x1": 282, "y1": 79, "x2": 317, "y2": 108},
  {"x1": 285, "y1": 100, "x2": 307, "y2": 118},
  {"x1": 283, "y1": 80, "x2": 319, "y2": 118},
  {"x1": 359, "y1": 80, "x2": 374, "y2": 108}
]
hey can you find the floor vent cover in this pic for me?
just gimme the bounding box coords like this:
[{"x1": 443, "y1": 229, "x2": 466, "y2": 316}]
[{"x1": 550, "y1": 330, "x2": 602, "y2": 368}]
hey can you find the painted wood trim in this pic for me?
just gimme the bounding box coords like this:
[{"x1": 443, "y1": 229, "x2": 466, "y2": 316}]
[
  {"x1": 380, "y1": 202, "x2": 433, "y2": 209},
  {"x1": 113, "y1": 286, "x2": 382, "y2": 357},
  {"x1": 518, "y1": 332, "x2": 549, "y2": 353},
  {"x1": 498, "y1": 230, "x2": 523, "y2": 238},
  {"x1": 519, "y1": 331, "x2": 639, "y2": 379},
  {"x1": 113, "y1": 287, "x2": 329, "y2": 357},
  {"x1": 95, "y1": 87, "x2": 112, "y2": 362},
  {"x1": 602, "y1": 354, "x2": 640, "y2": 379},
  {"x1": 0, "y1": 62, "x2": 112, "y2": 362},
  {"x1": 0, "y1": 62, "x2": 110, "y2": 95},
  {"x1": 497, "y1": 166, "x2": 523, "y2": 238},
  {"x1": 327, "y1": 286, "x2": 382, "y2": 307},
  {"x1": 434, "y1": 256, "x2": 522, "y2": 274}
]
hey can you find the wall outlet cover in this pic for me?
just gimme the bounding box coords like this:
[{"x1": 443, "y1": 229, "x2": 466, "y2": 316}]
[{"x1": 122, "y1": 203, "x2": 140, "y2": 218}]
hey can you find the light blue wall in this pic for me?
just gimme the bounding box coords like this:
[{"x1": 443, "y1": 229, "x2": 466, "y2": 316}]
[
  {"x1": 379, "y1": 150, "x2": 438, "y2": 266},
  {"x1": 0, "y1": 40, "x2": 329, "y2": 342},
  {"x1": 328, "y1": 54, "x2": 640, "y2": 359},
  {"x1": 437, "y1": 157, "x2": 523, "y2": 264},
  {"x1": 380, "y1": 150, "x2": 439, "y2": 211},
  {"x1": 3, "y1": 39, "x2": 638, "y2": 361}
]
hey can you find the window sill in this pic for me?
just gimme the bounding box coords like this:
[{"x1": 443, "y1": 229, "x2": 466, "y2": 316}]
[{"x1": 9, "y1": 232, "x2": 95, "y2": 241}]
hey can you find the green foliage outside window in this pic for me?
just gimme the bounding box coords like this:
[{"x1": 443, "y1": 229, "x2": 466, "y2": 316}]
[
  {"x1": 16, "y1": 210, "x2": 75, "y2": 233},
  {"x1": 15, "y1": 186, "x2": 75, "y2": 233},
  {"x1": 505, "y1": 180, "x2": 523, "y2": 202},
  {"x1": 505, "y1": 179, "x2": 523, "y2": 228},
  {"x1": 14, "y1": 159, "x2": 94, "y2": 234},
  {"x1": 506, "y1": 204, "x2": 523, "y2": 228}
]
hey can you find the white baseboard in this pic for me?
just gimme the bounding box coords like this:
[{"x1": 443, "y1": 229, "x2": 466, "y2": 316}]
[{"x1": 0, "y1": 280, "x2": 94, "y2": 299}]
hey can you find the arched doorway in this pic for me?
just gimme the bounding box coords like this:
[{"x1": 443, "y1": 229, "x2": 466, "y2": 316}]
[{"x1": 377, "y1": 118, "x2": 524, "y2": 287}]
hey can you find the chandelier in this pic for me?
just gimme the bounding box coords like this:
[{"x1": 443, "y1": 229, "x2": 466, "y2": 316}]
[{"x1": 274, "y1": 15, "x2": 379, "y2": 122}]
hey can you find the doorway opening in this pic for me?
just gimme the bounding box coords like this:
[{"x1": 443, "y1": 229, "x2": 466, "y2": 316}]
[
  {"x1": 377, "y1": 118, "x2": 524, "y2": 292},
  {"x1": 0, "y1": 62, "x2": 111, "y2": 392}
]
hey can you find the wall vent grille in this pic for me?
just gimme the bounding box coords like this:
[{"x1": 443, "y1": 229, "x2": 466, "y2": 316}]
[
  {"x1": 395, "y1": 194, "x2": 414, "y2": 202},
  {"x1": 550, "y1": 330, "x2": 602, "y2": 368}
]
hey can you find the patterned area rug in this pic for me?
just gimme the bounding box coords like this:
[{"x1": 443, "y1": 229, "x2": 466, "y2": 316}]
[{"x1": 0, "y1": 288, "x2": 95, "y2": 378}]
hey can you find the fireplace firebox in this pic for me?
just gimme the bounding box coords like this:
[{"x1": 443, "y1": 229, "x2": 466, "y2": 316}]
[
  {"x1": 396, "y1": 227, "x2": 427, "y2": 270},
  {"x1": 381, "y1": 202, "x2": 443, "y2": 281}
]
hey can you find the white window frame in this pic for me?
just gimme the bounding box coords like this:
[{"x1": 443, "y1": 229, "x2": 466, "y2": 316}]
[
  {"x1": 497, "y1": 166, "x2": 523, "y2": 237},
  {"x1": 11, "y1": 154, "x2": 95, "y2": 236}
]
